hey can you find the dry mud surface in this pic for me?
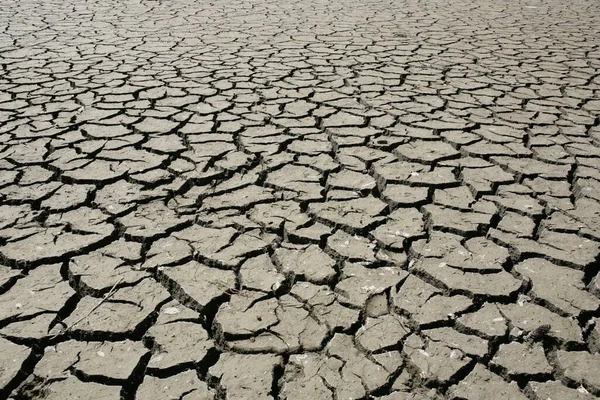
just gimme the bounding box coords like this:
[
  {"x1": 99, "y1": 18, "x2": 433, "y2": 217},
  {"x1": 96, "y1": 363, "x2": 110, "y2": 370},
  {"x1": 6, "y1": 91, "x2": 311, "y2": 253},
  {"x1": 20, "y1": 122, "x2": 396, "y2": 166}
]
[{"x1": 1, "y1": 0, "x2": 600, "y2": 398}]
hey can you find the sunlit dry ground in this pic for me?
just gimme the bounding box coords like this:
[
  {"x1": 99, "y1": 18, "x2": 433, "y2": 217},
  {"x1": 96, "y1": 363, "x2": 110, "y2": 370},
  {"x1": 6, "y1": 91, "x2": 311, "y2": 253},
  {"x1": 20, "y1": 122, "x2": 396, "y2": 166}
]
[{"x1": 1, "y1": 0, "x2": 600, "y2": 398}]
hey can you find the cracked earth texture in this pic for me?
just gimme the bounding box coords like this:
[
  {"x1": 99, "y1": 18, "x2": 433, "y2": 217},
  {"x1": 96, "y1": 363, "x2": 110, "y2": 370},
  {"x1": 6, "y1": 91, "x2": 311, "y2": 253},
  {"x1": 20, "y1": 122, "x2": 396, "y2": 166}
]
[{"x1": 1, "y1": 0, "x2": 600, "y2": 398}]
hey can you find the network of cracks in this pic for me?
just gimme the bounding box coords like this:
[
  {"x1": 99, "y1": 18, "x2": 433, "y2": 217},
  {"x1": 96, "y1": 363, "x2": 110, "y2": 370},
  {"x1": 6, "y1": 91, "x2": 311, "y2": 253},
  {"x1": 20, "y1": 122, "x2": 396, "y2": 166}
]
[{"x1": 1, "y1": 0, "x2": 600, "y2": 399}]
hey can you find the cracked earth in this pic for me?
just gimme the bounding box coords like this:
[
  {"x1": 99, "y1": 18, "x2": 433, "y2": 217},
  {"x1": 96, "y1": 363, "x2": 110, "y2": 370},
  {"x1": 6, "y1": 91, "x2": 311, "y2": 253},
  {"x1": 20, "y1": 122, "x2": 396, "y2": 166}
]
[{"x1": 1, "y1": 0, "x2": 600, "y2": 399}]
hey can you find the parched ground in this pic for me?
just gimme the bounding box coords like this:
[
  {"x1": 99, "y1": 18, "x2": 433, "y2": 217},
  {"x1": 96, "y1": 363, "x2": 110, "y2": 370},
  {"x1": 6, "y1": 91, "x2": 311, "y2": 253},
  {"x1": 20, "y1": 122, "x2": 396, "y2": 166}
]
[{"x1": 1, "y1": 0, "x2": 600, "y2": 398}]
